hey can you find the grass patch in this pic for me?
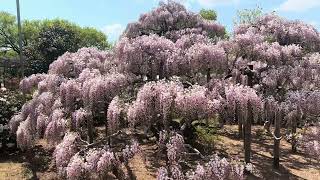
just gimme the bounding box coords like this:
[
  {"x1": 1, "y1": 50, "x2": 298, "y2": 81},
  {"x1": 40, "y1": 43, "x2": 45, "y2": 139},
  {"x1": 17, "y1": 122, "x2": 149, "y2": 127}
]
[{"x1": 194, "y1": 118, "x2": 220, "y2": 153}]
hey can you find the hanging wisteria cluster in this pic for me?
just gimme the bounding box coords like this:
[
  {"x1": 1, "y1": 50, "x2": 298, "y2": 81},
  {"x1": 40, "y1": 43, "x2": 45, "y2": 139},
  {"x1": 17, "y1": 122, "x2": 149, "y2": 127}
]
[
  {"x1": 53, "y1": 132, "x2": 141, "y2": 179},
  {"x1": 300, "y1": 123, "x2": 320, "y2": 161},
  {"x1": 224, "y1": 84, "x2": 262, "y2": 123},
  {"x1": 234, "y1": 14, "x2": 320, "y2": 52},
  {"x1": 157, "y1": 131, "x2": 244, "y2": 180},
  {"x1": 8, "y1": 0, "x2": 320, "y2": 179}
]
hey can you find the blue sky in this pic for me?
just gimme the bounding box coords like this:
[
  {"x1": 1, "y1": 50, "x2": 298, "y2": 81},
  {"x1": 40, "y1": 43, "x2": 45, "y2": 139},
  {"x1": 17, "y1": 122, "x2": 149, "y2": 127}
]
[{"x1": 0, "y1": 0, "x2": 319, "y2": 42}]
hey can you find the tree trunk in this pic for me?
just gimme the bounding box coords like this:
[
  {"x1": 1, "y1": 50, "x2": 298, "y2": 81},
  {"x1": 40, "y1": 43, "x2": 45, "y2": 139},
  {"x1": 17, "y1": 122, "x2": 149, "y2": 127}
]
[
  {"x1": 291, "y1": 109, "x2": 299, "y2": 153},
  {"x1": 264, "y1": 100, "x2": 273, "y2": 133},
  {"x1": 70, "y1": 113, "x2": 76, "y2": 132},
  {"x1": 273, "y1": 108, "x2": 281, "y2": 169},
  {"x1": 244, "y1": 70, "x2": 254, "y2": 168},
  {"x1": 105, "y1": 103, "x2": 109, "y2": 137},
  {"x1": 264, "y1": 101, "x2": 270, "y2": 129},
  {"x1": 206, "y1": 68, "x2": 211, "y2": 84},
  {"x1": 159, "y1": 60, "x2": 165, "y2": 80},
  {"x1": 87, "y1": 112, "x2": 94, "y2": 144},
  {"x1": 244, "y1": 101, "x2": 252, "y2": 165},
  {"x1": 291, "y1": 116, "x2": 297, "y2": 152},
  {"x1": 257, "y1": 110, "x2": 262, "y2": 125},
  {"x1": 247, "y1": 72, "x2": 253, "y2": 87}
]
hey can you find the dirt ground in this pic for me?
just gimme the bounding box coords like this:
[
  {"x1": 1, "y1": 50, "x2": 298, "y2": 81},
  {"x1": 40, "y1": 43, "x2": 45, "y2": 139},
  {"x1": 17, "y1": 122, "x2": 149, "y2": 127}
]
[
  {"x1": 214, "y1": 125, "x2": 320, "y2": 180},
  {"x1": 0, "y1": 125, "x2": 319, "y2": 180}
]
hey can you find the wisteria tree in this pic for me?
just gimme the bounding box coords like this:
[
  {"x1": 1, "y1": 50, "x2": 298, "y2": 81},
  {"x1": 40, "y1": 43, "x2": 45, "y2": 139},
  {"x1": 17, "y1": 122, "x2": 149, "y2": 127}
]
[{"x1": 7, "y1": 0, "x2": 320, "y2": 179}]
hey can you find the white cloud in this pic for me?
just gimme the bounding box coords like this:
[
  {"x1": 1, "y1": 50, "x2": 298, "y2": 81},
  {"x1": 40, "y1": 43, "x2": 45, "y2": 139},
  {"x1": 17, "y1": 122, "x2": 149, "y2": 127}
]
[
  {"x1": 278, "y1": 0, "x2": 320, "y2": 12},
  {"x1": 101, "y1": 24, "x2": 125, "y2": 42}
]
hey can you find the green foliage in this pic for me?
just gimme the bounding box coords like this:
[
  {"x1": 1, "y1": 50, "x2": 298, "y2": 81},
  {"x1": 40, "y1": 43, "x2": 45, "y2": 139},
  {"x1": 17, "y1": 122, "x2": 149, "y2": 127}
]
[
  {"x1": 196, "y1": 126, "x2": 218, "y2": 142},
  {"x1": 193, "y1": 118, "x2": 220, "y2": 152},
  {"x1": 195, "y1": 125, "x2": 219, "y2": 151},
  {"x1": 79, "y1": 27, "x2": 110, "y2": 50},
  {"x1": 0, "y1": 11, "x2": 19, "y2": 53},
  {"x1": 0, "y1": 49, "x2": 17, "y2": 58},
  {"x1": 36, "y1": 23, "x2": 80, "y2": 73},
  {"x1": 199, "y1": 9, "x2": 217, "y2": 21},
  {"x1": 0, "y1": 89, "x2": 28, "y2": 148},
  {"x1": 234, "y1": 6, "x2": 263, "y2": 25},
  {"x1": 0, "y1": 11, "x2": 111, "y2": 76},
  {"x1": 198, "y1": 9, "x2": 228, "y2": 39}
]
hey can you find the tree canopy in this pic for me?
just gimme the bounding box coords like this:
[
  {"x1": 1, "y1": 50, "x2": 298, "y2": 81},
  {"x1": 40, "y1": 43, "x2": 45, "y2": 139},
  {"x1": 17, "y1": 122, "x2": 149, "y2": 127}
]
[
  {"x1": 6, "y1": 1, "x2": 320, "y2": 179},
  {"x1": 234, "y1": 6, "x2": 263, "y2": 26},
  {"x1": 0, "y1": 12, "x2": 110, "y2": 75},
  {"x1": 199, "y1": 9, "x2": 217, "y2": 21}
]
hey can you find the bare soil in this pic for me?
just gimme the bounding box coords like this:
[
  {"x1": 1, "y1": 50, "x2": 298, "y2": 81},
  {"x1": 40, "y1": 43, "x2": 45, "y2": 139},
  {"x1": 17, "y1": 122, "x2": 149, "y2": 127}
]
[
  {"x1": 0, "y1": 125, "x2": 319, "y2": 180},
  {"x1": 214, "y1": 125, "x2": 320, "y2": 180}
]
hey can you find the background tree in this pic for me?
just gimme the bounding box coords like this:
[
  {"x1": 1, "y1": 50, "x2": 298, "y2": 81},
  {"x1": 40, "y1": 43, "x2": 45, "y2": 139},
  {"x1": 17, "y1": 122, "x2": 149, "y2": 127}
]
[
  {"x1": 0, "y1": 11, "x2": 19, "y2": 54},
  {"x1": 0, "y1": 12, "x2": 111, "y2": 76},
  {"x1": 233, "y1": 6, "x2": 263, "y2": 25},
  {"x1": 7, "y1": 1, "x2": 320, "y2": 179},
  {"x1": 79, "y1": 27, "x2": 110, "y2": 50},
  {"x1": 199, "y1": 9, "x2": 217, "y2": 21},
  {"x1": 35, "y1": 21, "x2": 80, "y2": 73}
]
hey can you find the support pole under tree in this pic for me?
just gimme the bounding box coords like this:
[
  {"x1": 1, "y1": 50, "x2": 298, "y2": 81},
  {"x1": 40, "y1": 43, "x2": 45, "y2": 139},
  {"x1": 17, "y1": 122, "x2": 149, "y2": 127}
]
[
  {"x1": 244, "y1": 100, "x2": 253, "y2": 165},
  {"x1": 264, "y1": 100, "x2": 274, "y2": 131},
  {"x1": 104, "y1": 103, "x2": 109, "y2": 137},
  {"x1": 87, "y1": 111, "x2": 94, "y2": 144},
  {"x1": 16, "y1": 0, "x2": 24, "y2": 78},
  {"x1": 244, "y1": 65, "x2": 254, "y2": 172},
  {"x1": 206, "y1": 68, "x2": 211, "y2": 84},
  {"x1": 273, "y1": 107, "x2": 281, "y2": 169},
  {"x1": 291, "y1": 111, "x2": 297, "y2": 153}
]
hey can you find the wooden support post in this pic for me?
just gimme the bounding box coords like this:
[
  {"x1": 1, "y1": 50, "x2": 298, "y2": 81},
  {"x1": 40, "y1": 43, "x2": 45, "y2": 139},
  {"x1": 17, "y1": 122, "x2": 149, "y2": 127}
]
[
  {"x1": 244, "y1": 100, "x2": 253, "y2": 165},
  {"x1": 105, "y1": 104, "x2": 109, "y2": 137},
  {"x1": 244, "y1": 65, "x2": 254, "y2": 166},
  {"x1": 87, "y1": 111, "x2": 94, "y2": 144},
  {"x1": 273, "y1": 108, "x2": 281, "y2": 169},
  {"x1": 206, "y1": 68, "x2": 211, "y2": 84},
  {"x1": 291, "y1": 116, "x2": 297, "y2": 153},
  {"x1": 70, "y1": 112, "x2": 75, "y2": 132},
  {"x1": 292, "y1": 108, "x2": 300, "y2": 153}
]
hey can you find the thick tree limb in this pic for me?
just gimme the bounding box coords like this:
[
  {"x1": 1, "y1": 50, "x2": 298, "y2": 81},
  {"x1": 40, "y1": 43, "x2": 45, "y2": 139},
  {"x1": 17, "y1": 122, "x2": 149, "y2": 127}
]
[{"x1": 80, "y1": 130, "x2": 124, "y2": 148}]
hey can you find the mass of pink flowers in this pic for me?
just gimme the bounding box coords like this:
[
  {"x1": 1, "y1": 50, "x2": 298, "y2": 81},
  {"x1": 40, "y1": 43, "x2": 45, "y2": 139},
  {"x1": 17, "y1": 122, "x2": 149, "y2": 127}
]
[{"x1": 8, "y1": 0, "x2": 320, "y2": 179}]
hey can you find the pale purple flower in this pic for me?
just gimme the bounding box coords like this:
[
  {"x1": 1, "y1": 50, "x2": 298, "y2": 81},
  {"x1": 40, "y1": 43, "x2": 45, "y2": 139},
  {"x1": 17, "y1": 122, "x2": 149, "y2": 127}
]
[
  {"x1": 85, "y1": 149, "x2": 103, "y2": 172},
  {"x1": 66, "y1": 154, "x2": 87, "y2": 180},
  {"x1": 97, "y1": 150, "x2": 115, "y2": 174},
  {"x1": 16, "y1": 116, "x2": 34, "y2": 150},
  {"x1": 107, "y1": 96, "x2": 123, "y2": 134}
]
